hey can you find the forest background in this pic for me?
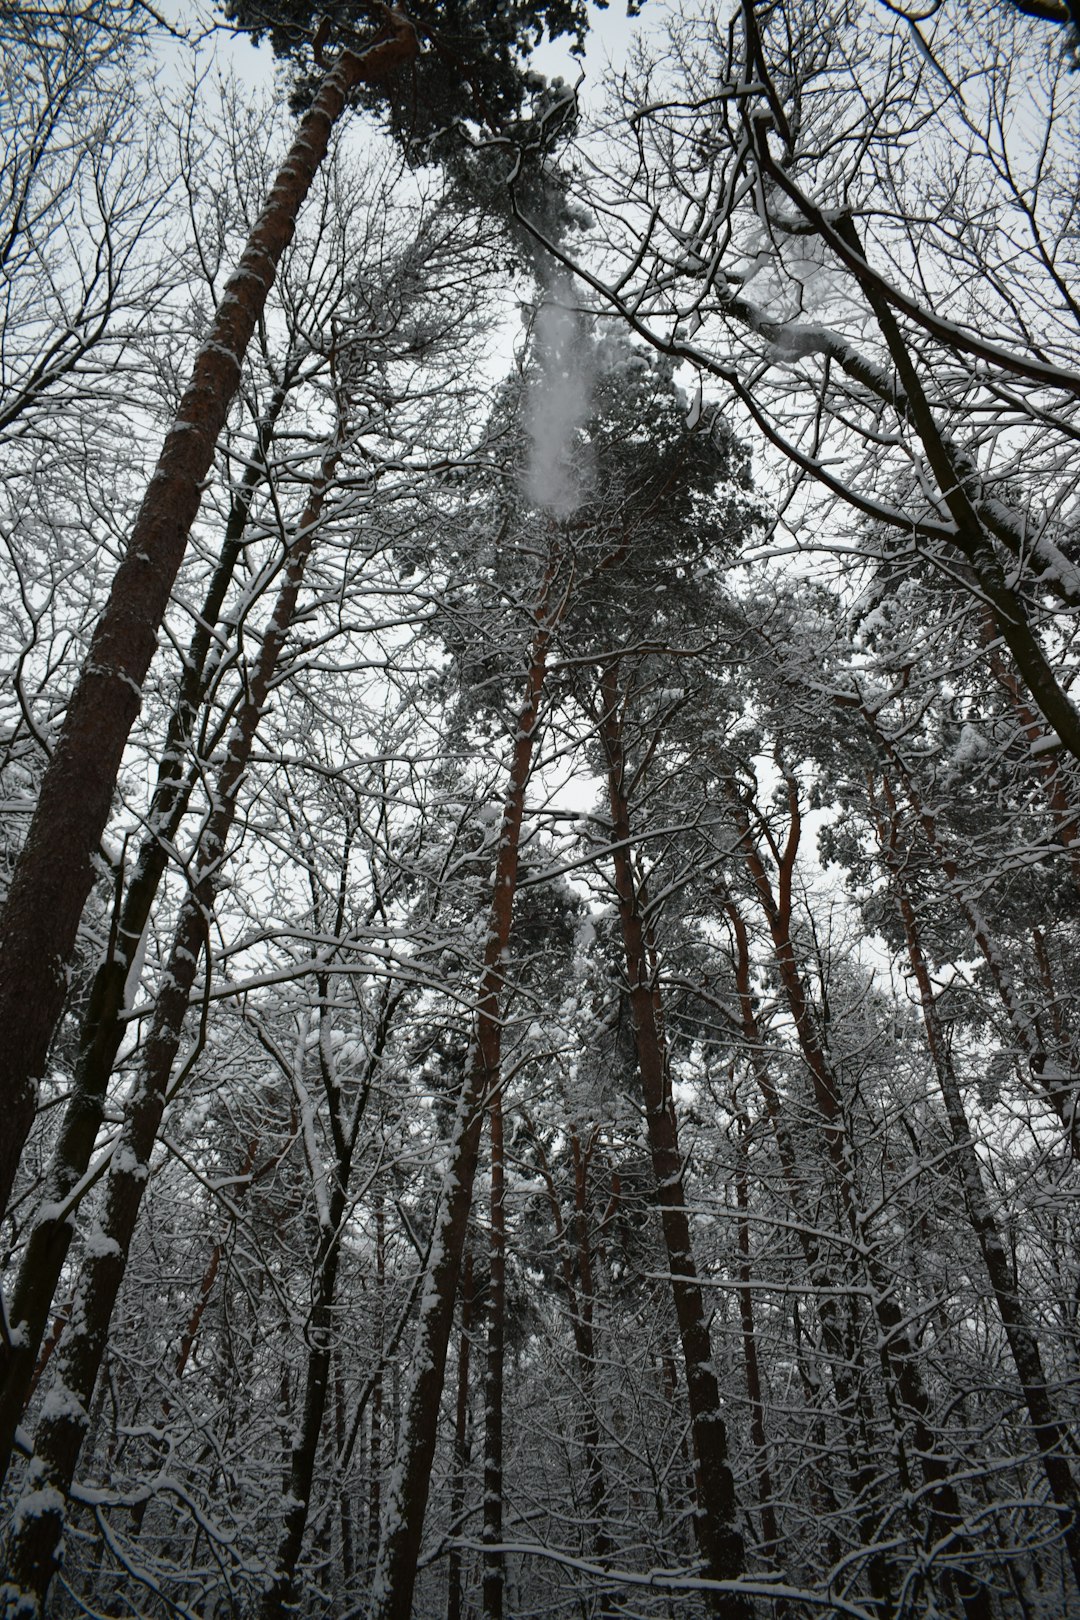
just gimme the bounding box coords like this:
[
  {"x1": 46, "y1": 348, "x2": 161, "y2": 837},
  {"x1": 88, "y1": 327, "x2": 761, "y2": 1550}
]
[{"x1": 1, "y1": 1, "x2": 1079, "y2": 1617}]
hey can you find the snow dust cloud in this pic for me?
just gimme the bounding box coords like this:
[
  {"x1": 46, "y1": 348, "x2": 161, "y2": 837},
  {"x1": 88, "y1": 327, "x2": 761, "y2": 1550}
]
[{"x1": 524, "y1": 274, "x2": 593, "y2": 515}]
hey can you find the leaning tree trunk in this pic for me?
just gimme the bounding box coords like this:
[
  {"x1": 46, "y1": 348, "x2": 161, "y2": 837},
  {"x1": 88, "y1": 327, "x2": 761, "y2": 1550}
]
[
  {"x1": 598, "y1": 664, "x2": 748, "y2": 1618},
  {"x1": 0, "y1": 444, "x2": 342, "y2": 1617},
  {"x1": 860, "y1": 707, "x2": 1080, "y2": 1159},
  {"x1": 0, "y1": 393, "x2": 287, "y2": 1491},
  {"x1": 977, "y1": 611, "x2": 1080, "y2": 898},
  {"x1": 830, "y1": 213, "x2": 1080, "y2": 768},
  {"x1": 0, "y1": 14, "x2": 418, "y2": 1223},
  {"x1": 447, "y1": 1251, "x2": 476, "y2": 1620},
  {"x1": 870, "y1": 770, "x2": 1080, "y2": 1593},
  {"x1": 482, "y1": 1061, "x2": 507, "y2": 1618},
  {"x1": 727, "y1": 771, "x2": 989, "y2": 1619},
  {"x1": 261, "y1": 983, "x2": 399, "y2": 1620},
  {"x1": 369, "y1": 553, "x2": 565, "y2": 1620}
]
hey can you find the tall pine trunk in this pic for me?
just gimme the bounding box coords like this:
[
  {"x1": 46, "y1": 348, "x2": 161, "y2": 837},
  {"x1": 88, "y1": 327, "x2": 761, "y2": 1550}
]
[
  {"x1": 0, "y1": 16, "x2": 417, "y2": 1222},
  {"x1": 0, "y1": 445, "x2": 341, "y2": 1615},
  {"x1": 0, "y1": 395, "x2": 286, "y2": 1490},
  {"x1": 598, "y1": 665, "x2": 748, "y2": 1617},
  {"x1": 870, "y1": 769, "x2": 1080, "y2": 1593},
  {"x1": 370, "y1": 552, "x2": 564, "y2": 1619}
]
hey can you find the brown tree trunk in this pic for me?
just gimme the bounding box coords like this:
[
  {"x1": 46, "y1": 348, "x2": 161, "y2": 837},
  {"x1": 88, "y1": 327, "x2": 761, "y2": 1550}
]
[
  {"x1": 598, "y1": 665, "x2": 748, "y2": 1617},
  {"x1": 0, "y1": 396, "x2": 289, "y2": 1491},
  {"x1": 0, "y1": 14, "x2": 418, "y2": 1223},
  {"x1": 727, "y1": 770, "x2": 988, "y2": 1618},
  {"x1": 370, "y1": 554, "x2": 564, "y2": 1620},
  {"x1": 0, "y1": 443, "x2": 342, "y2": 1613},
  {"x1": 870, "y1": 769, "x2": 1080, "y2": 1594},
  {"x1": 447, "y1": 1252, "x2": 476, "y2": 1620},
  {"x1": 482, "y1": 1069, "x2": 507, "y2": 1618}
]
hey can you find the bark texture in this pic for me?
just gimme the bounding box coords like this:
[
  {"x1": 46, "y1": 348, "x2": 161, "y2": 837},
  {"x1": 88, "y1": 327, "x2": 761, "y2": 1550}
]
[
  {"x1": 370, "y1": 557, "x2": 563, "y2": 1619},
  {"x1": 0, "y1": 14, "x2": 417, "y2": 1223},
  {"x1": 0, "y1": 447, "x2": 340, "y2": 1615},
  {"x1": 599, "y1": 665, "x2": 748, "y2": 1617},
  {"x1": 0, "y1": 393, "x2": 285, "y2": 1490}
]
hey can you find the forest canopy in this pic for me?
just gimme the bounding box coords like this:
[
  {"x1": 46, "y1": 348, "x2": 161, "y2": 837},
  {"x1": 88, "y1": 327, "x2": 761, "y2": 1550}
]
[{"x1": 0, "y1": 1, "x2": 1079, "y2": 1616}]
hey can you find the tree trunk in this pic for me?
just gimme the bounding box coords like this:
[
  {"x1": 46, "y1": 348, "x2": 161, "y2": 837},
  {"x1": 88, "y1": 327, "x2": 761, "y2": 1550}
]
[
  {"x1": 598, "y1": 664, "x2": 748, "y2": 1617},
  {"x1": 261, "y1": 975, "x2": 398, "y2": 1618},
  {"x1": 447, "y1": 1251, "x2": 475, "y2": 1620},
  {"x1": 0, "y1": 14, "x2": 418, "y2": 1223},
  {"x1": 569, "y1": 1128, "x2": 615, "y2": 1589},
  {"x1": 369, "y1": 552, "x2": 564, "y2": 1620},
  {"x1": 733, "y1": 1110, "x2": 779, "y2": 1564},
  {"x1": 482, "y1": 1066, "x2": 507, "y2": 1619},
  {"x1": 978, "y1": 611, "x2": 1080, "y2": 897},
  {"x1": 369, "y1": 1196, "x2": 387, "y2": 1579},
  {"x1": 831, "y1": 213, "x2": 1080, "y2": 767},
  {"x1": 531, "y1": 1124, "x2": 615, "y2": 1603},
  {"x1": 0, "y1": 446, "x2": 341, "y2": 1615},
  {"x1": 336, "y1": 1356, "x2": 355, "y2": 1592},
  {"x1": 871, "y1": 769, "x2": 1080, "y2": 1594},
  {"x1": 0, "y1": 406, "x2": 288, "y2": 1489}
]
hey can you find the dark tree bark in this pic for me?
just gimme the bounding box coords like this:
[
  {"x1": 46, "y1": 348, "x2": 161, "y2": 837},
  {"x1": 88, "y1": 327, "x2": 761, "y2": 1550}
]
[
  {"x1": 827, "y1": 213, "x2": 1080, "y2": 768},
  {"x1": 870, "y1": 769, "x2": 1080, "y2": 1594},
  {"x1": 369, "y1": 552, "x2": 564, "y2": 1620},
  {"x1": 726, "y1": 769, "x2": 990, "y2": 1619},
  {"x1": 598, "y1": 664, "x2": 748, "y2": 1617},
  {"x1": 0, "y1": 14, "x2": 417, "y2": 1223},
  {"x1": 447, "y1": 1251, "x2": 476, "y2": 1620},
  {"x1": 0, "y1": 442, "x2": 342, "y2": 1615},
  {"x1": 0, "y1": 391, "x2": 287, "y2": 1491}
]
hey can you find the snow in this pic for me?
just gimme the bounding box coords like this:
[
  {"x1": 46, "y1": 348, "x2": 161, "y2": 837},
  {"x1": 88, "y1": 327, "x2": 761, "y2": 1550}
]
[
  {"x1": 524, "y1": 274, "x2": 594, "y2": 515},
  {"x1": 39, "y1": 1383, "x2": 89, "y2": 1426},
  {"x1": 81, "y1": 1225, "x2": 122, "y2": 1260}
]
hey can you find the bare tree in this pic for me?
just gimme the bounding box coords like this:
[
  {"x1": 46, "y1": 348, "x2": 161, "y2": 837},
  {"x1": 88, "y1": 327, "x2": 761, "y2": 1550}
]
[{"x1": 0, "y1": 9, "x2": 419, "y2": 1220}]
